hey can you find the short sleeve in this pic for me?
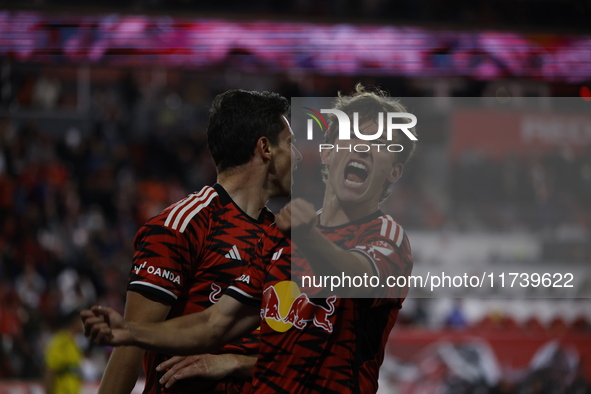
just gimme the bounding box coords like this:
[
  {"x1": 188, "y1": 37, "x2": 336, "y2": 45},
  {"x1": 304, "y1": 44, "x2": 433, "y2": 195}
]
[
  {"x1": 349, "y1": 217, "x2": 413, "y2": 306},
  {"x1": 127, "y1": 213, "x2": 198, "y2": 304}
]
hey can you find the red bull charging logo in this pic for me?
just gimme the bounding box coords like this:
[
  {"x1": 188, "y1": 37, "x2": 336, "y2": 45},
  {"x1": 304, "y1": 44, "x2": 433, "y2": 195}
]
[{"x1": 261, "y1": 281, "x2": 337, "y2": 333}]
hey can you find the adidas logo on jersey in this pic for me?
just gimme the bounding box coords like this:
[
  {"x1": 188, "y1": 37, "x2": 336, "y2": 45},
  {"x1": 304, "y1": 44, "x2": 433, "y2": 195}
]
[
  {"x1": 271, "y1": 248, "x2": 283, "y2": 261},
  {"x1": 225, "y1": 245, "x2": 242, "y2": 260}
]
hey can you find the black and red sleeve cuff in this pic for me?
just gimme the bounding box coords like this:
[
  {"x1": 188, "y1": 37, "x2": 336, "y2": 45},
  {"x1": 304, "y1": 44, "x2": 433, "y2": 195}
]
[{"x1": 127, "y1": 281, "x2": 177, "y2": 305}]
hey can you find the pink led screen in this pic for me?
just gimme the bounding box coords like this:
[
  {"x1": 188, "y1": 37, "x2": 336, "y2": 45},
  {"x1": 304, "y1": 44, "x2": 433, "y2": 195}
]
[{"x1": 1, "y1": 11, "x2": 590, "y2": 81}]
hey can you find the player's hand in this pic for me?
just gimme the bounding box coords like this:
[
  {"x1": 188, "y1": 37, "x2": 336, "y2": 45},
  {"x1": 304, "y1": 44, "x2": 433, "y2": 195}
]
[
  {"x1": 156, "y1": 354, "x2": 238, "y2": 388},
  {"x1": 276, "y1": 198, "x2": 316, "y2": 237},
  {"x1": 80, "y1": 306, "x2": 133, "y2": 346}
]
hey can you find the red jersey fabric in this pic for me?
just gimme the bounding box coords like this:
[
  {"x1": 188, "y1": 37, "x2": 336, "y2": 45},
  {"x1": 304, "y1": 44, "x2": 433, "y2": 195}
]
[
  {"x1": 127, "y1": 184, "x2": 274, "y2": 394},
  {"x1": 225, "y1": 211, "x2": 413, "y2": 394}
]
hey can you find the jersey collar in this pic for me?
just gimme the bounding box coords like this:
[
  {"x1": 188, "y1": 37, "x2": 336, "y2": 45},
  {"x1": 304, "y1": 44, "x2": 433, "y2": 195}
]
[{"x1": 213, "y1": 183, "x2": 274, "y2": 224}]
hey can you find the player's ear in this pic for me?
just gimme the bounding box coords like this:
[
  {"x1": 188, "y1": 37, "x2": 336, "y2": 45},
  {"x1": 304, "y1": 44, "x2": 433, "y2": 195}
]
[
  {"x1": 387, "y1": 163, "x2": 403, "y2": 184},
  {"x1": 257, "y1": 136, "x2": 272, "y2": 162},
  {"x1": 320, "y1": 147, "x2": 331, "y2": 166}
]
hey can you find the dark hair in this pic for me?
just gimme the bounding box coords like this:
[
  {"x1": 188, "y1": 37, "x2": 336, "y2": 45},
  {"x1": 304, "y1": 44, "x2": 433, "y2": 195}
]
[
  {"x1": 207, "y1": 90, "x2": 290, "y2": 172},
  {"x1": 322, "y1": 84, "x2": 418, "y2": 201}
]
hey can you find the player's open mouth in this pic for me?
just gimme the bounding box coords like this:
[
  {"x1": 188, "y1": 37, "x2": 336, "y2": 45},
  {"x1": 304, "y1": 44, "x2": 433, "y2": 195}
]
[{"x1": 344, "y1": 161, "x2": 369, "y2": 187}]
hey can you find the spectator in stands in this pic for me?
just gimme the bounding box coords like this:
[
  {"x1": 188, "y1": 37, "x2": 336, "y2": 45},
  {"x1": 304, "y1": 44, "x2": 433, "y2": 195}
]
[{"x1": 44, "y1": 310, "x2": 84, "y2": 394}]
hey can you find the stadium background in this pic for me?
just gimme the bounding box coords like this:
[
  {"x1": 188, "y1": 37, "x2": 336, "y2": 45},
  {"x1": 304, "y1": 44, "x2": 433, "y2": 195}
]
[{"x1": 0, "y1": 0, "x2": 590, "y2": 392}]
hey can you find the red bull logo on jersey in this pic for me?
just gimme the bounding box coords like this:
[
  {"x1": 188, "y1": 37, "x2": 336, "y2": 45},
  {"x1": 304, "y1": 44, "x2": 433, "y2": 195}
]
[
  {"x1": 284, "y1": 293, "x2": 337, "y2": 332},
  {"x1": 209, "y1": 282, "x2": 222, "y2": 303},
  {"x1": 261, "y1": 281, "x2": 337, "y2": 333}
]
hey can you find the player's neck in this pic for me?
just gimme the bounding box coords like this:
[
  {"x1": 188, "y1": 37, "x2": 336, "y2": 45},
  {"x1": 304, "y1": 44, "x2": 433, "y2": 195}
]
[
  {"x1": 217, "y1": 168, "x2": 270, "y2": 219},
  {"x1": 319, "y1": 192, "x2": 379, "y2": 227}
]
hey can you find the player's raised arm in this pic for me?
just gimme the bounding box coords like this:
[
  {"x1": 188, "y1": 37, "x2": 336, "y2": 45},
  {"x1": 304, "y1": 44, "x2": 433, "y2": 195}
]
[
  {"x1": 81, "y1": 295, "x2": 259, "y2": 355},
  {"x1": 276, "y1": 199, "x2": 374, "y2": 279}
]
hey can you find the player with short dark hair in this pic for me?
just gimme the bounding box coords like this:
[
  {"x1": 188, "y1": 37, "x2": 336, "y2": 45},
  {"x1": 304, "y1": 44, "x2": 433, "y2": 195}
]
[
  {"x1": 84, "y1": 85, "x2": 414, "y2": 394},
  {"x1": 207, "y1": 90, "x2": 290, "y2": 172},
  {"x1": 98, "y1": 89, "x2": 300, "y2": 394}
]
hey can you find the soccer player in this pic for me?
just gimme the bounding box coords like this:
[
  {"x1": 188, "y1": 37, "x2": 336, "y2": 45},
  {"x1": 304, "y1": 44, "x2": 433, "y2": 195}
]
[
  {"x1": 83, "y1": 85, "x2": 415, "y2": 393},
  {"x1": 98, "y1": 89, "x2": 301, "y2": 394}
]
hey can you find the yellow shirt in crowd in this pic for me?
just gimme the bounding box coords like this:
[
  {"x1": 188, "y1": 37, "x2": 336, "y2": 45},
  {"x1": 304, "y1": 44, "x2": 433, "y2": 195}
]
[{"x1": 45, "y1": 331, "x2": 83, "y2": 394}]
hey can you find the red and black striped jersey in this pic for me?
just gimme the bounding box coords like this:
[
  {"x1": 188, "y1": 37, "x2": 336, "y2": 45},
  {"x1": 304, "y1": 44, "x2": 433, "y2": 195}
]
[
  {"x1": 225, "y1": 210, "x2": 413, "y2": 394},
  {"x1": 127, "y1": 184, "x2": 274, "y2": 394}
]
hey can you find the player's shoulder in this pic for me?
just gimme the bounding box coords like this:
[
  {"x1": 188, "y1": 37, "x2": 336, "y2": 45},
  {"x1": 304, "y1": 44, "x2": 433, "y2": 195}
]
[
  {"x1": 149, "y1": 185, "x2": 221, "y2": 234},
  {"x1": 372, "y1": 213, "x2": 406, "y2": 248}
]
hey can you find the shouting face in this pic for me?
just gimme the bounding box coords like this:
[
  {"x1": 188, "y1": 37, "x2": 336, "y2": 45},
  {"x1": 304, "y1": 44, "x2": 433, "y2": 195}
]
[{"x1": 320, "y1": 119, "x2": 402, "y2": 211}]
